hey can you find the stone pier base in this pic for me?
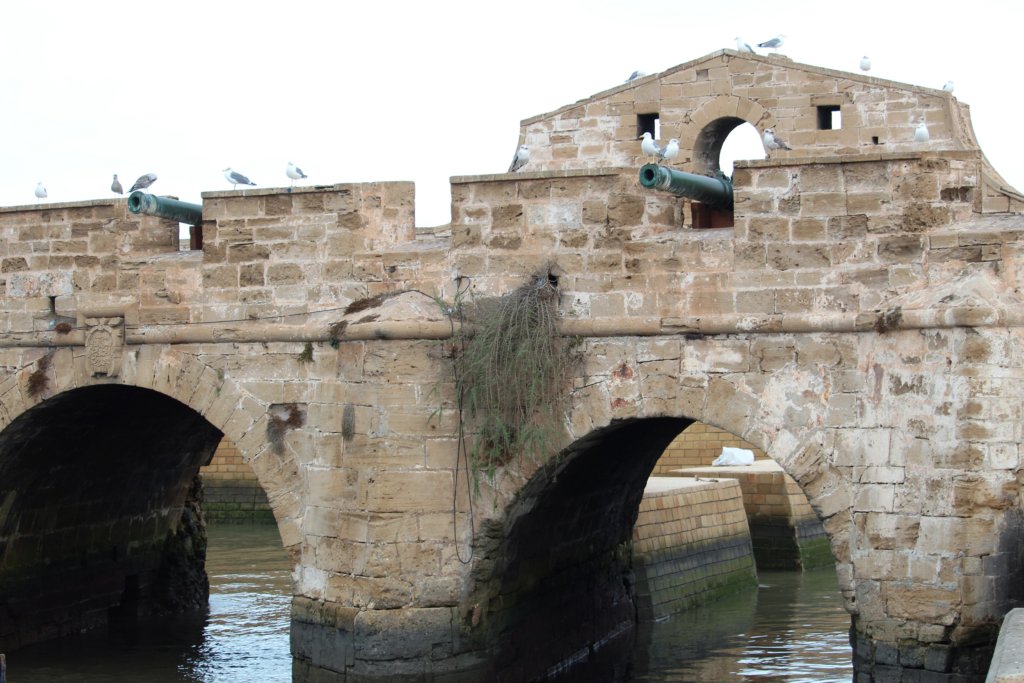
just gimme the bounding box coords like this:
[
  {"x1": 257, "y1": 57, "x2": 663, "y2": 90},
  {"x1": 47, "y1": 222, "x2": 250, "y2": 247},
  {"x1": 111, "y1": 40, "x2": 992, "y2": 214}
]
[
  {"x1": 290, "y1": 597, "x2": 490, "y2": 682},
  {"x1": 852, "y1": 630, "x2": 996, "y2": 683}
]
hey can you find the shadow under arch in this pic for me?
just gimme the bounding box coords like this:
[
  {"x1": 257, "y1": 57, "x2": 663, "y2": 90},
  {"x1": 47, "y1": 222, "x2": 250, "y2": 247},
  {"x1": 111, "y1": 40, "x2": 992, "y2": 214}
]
[
  {"x1": 0, "y1": 346, "x2": 304, "y2": 657},
  {"x1": 0, "y1": 384, "x2": 227, "y2": 651},
  {"x1": 465, "y1": 416, "x2": 691, "y2": 681},
  {"x1": 0, "y1": 347, "x2": 302, "y2": 553}
]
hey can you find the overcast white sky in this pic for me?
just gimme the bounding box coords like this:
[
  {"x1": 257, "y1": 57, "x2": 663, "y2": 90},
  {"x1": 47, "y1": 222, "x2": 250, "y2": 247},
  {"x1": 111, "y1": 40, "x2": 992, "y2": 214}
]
[{"x1": 2, "y1": 1, "x2": 1020, "y2": 226}]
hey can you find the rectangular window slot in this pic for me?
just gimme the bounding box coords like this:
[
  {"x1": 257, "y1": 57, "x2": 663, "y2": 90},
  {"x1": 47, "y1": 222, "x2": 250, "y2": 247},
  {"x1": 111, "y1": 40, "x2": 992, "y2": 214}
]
[
  {"x1": 872, "y1": 136, "x2": 880, "y2": 145},
  {"x1": 637, "y1": 112, "x2": 660, "y2": 140},
  {"x1": 696, "y1": 69, "x2": 709, "y2": 81},
  {"x1": 817, "y1": 105, "x2": 841, "y2": 130}
]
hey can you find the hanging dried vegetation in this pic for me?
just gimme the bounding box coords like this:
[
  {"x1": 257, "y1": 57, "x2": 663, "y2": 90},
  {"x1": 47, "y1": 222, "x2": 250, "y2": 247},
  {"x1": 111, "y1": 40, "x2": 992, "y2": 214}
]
[{"x1": 449, "y1": 264, "x2": 581, "y2": 480}]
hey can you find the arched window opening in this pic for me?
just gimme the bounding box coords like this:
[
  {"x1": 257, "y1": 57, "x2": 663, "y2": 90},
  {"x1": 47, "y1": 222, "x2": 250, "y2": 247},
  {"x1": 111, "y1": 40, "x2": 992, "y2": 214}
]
[{"x1": 719, "y1": 121, "x2": 767, "y2": 178}]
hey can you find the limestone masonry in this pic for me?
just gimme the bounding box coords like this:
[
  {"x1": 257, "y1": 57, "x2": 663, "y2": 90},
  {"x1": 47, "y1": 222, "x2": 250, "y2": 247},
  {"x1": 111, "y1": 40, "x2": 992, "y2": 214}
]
[{"x1": 1, "y1": 49, "x2": 1023, "y2": 681}]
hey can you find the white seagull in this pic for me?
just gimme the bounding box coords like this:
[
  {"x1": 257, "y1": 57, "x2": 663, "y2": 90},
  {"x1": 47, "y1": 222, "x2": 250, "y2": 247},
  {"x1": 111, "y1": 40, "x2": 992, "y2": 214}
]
[
  {"x1": 129, "y1": 173, "x2": 158, "y2": 193},
  {"x1": 111, "y1": 174, "x2": 123, "y2": 195},
  {"x1": 625, "y1": 70, "x2": 647, "y2": 82},
  {"x1": 735, "y1": 37, "x2": 755, "y2": 53},
  {"x1": 942, "y1": 80, "x2": 955, "y2": 93},
  {"x1": 286, "y1": 162, "x2": 308, "y2": 185},
  {"x1": 508, "y1": 145, "x2": 529, "y2": 172},
  {"x1": 223, "y1": 167, "x2": 256, "y2": 189},
  {"x1": 757, "y1": 34, "x2": 785, "y2": 51},
  {"x1": 34, "y1": 182, "x2": 47, "y2": 201},
  {"x1": 914, "y1": 118, "x2": 930, "y2": 142},
  {"x1": 640, "y1": 132, "x2": 661, "y2": 160},
  {"x1": 763, "y1": 128, "x2": 791, "y2": 152},
  {"x1": 658, "y1": 138, "x2": 680, "y2": 163},
  {"x1": 859, "y1": 56, "x2": 871, "y2": 72}
]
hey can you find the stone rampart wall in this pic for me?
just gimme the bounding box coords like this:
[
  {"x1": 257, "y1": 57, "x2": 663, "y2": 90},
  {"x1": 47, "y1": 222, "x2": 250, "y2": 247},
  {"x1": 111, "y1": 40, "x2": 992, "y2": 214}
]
[
  {"x1": 200, "y1": 438, "x2": 273, "y2": 523},
  {"x1": 632, "y1": 477, "x2": 756, "y2": 620},
  {"x1": 0, "y1": 199, "x2": 180, "y2": 326}
]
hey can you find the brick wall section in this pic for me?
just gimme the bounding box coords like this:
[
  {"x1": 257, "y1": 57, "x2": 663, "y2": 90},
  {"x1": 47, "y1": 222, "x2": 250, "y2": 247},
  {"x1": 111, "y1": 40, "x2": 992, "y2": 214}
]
[
  {"x1": 653, "y1": 421, "x2": 767, "y2": 474},
  {"x1": 198, "y1": 182, "x2": 428, "y2": 325},
  {"x1": 199, "y1": 438, "x2": 273, "y2": 523},
  {"x1": 632, "y1": 477, "x2": 757, "y2": 620},
  {"x1": 515, "y1": 49, "x2": 1021, "y2": 212},
  {"x1": 678, "y1": 461, "x2": 832, "y2": 570},
  {"x1": 0, "y1": 198, "x2": 181, "y2": 327}
]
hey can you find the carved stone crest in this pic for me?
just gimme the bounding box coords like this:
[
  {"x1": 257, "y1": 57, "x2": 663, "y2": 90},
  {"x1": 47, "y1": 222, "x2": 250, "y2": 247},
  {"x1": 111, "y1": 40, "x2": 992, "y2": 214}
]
[{"x1": 84, "y1": 317, "x2": 123, "y2": 377}]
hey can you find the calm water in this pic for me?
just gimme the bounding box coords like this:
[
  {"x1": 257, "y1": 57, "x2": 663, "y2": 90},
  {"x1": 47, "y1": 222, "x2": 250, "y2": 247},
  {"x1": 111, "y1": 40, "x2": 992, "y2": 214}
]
[
  {"x1": 11, "y1": 524, "x2": 293, "y2": 682},
  {"x1": 628, "y1": 568, "x2": 852, "y2": 682},
  {"x1": 8, "y1": 525, "x2": 851, "y2": 682}
]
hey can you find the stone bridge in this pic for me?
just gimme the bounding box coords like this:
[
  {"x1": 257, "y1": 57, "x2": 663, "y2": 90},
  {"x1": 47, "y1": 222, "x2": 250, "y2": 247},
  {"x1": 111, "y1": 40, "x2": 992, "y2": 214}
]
[{"x1": 1, "y1": 50, "x2": 1023, "y2": 681}]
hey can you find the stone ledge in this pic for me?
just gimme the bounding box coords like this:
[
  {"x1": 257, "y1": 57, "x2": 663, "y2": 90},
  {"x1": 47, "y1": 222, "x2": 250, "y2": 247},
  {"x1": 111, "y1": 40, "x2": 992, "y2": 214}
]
[
  {"x1": 736, "y1": 150, "x2": 981, "y2": 170},
  {"x1": 0, "y1": 197, "x2": 125, "y2": 213},
  {"x1": 201, "y1": 181, "x2": 411, "y2": 199},
  {"x1": 987, "y1": 609, "x2": 1024, "y2": 683},
  {"x1": 450, "y1": 166, "x2": 625, "y2": 185}
]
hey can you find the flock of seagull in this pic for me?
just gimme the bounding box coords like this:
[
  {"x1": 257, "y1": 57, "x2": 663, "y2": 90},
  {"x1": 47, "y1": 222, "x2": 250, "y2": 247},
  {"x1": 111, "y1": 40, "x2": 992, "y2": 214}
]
[
  {"x1": 32, "y1": 162, "x2": 309, "y2": 202},
  {"x1": 30, "y1": 36, "x2": 952, "y2": 203},
  {"x1": 731, "y1": 35, "x2": 955, "y2": 94},
  {"x1": 629, "y1": 34, "x2": 944, "y2": 167}
]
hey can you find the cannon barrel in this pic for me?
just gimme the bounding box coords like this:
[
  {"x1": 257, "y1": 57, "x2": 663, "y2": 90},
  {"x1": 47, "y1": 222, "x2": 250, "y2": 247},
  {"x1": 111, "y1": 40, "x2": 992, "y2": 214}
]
[
  {"x1": 638, "y1": 163, "x2": 733, "y2": 210},
  {"x1": 127, "y1": 191, "x2": 203, "y2": 225}
]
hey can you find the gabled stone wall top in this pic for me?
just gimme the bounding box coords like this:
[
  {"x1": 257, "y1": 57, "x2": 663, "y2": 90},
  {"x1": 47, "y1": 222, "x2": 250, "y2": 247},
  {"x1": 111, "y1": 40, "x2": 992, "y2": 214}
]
[{"x1": 514, "y1": 49, "x2": 1020, "y2": 210}]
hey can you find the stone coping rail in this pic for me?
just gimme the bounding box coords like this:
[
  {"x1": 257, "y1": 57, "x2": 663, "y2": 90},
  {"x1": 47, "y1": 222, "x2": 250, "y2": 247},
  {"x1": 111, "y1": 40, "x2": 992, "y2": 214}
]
[{"x1": 5, "y1": 305, "x2": 1024, "y2": 348}]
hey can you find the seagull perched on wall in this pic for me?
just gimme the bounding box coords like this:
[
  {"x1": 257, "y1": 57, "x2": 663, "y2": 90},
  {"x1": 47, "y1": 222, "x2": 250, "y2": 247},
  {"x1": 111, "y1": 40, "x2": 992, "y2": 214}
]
[
  {"x1": 34, "y1": 182, "x2": 47, "y2": 201},
  {"x1": 640, "y1": 132, "x2": 661, "y2": 160},
  {"x1": 735, "y1": 37, "x2": 755, "y2": 53},
  {"x1": 762, "y1": 128, "x2": 791, "y2": 152},
  {"x1": 111, "y1": 174, "x2": 123, "y2": 195},
  {"x1": 658, "y1": 138, "x2": 680, "y2": 164},
  {"x1": 223, "y1": 167, "x2": 256, "y2": 189},
  {"x1": 625, "y1": 70, "x2": 647, "y2": 83},
  {"x1": 508, "y1": 145, "x2": 529, "y2": 172},
  {"x1": 129, "y1": 173, "x2": 158, "y2": 193},
  {"x1": 942, "y1": 80, "x2": 955, "y2": 93},
  {"x1": 914, "y1": 117, "x2": 930, "y2": 142},
  {"x1": 286, "y1": 162, "x2": 307, "y2": 185},
  {"x1": 757, "y1": 34, "x2": 785, "y2": 52},
  {"x1": 859, "y1": 56, "x2": 872, "y2": 72}
]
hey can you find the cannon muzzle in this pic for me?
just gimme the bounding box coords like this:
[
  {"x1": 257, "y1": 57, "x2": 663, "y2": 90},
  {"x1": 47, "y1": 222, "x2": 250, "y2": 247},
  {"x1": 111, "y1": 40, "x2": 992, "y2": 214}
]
[
  {"x1": 639, "y1": 163, "x2": 733, "y2": 210},
  {"x1": 127, "y1": 191, "x2": 203, "y2": 225}
]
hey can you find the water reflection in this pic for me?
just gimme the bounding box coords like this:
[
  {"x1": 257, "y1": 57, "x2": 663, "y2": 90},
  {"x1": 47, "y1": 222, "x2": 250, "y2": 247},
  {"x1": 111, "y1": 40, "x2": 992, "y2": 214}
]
[
  {"x1": 12, "y1": 524, "x2": 292, "y2": 683},
  {"x1": 9, "y1": 528, "x2": 850, "y2": 682},
  {"x1": 628, "y1": 568, "x2": 852, "y2": 682}
]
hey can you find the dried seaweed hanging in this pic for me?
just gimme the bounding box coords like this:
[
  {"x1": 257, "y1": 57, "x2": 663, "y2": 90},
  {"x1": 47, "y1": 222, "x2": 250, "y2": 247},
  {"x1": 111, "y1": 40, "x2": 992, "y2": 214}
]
[
  {"x1": 26, "y1": 351, "x2": 53, "y2": 399},
  {"x1": 450, "y1": 264, "x2": 580, "y2": 481}
]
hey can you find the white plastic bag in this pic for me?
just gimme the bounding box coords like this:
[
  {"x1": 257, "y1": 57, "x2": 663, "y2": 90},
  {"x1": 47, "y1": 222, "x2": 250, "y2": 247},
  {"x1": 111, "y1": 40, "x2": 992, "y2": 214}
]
[{"x1": 711, "y1": 446, "x2": 755, "y2": 466}]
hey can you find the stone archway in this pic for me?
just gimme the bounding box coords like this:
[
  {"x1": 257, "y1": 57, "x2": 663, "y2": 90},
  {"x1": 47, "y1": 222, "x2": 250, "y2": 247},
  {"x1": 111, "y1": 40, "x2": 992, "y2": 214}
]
[
  {"x1": 461, "y1": 417, "x2": 691, "y2": 681},
  {"x1": 0, "y1": 346, "x2": 303, "y2": 549},
  {"x1": 0, "y1": 346, "x2": 303, "y2": 651},
  {"x1": 452, "y1": 337, "x2": 860, "y2": 678},
  {"x1": 671, "y1": 95, "x2": 771, "y2": 175}
]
